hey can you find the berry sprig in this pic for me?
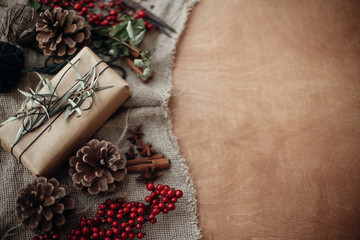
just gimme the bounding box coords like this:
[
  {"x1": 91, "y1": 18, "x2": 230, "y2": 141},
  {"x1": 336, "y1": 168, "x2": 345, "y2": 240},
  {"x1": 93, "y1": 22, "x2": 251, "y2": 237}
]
[
  {"x1": 32, "y1": 183, "x2": 183, "y2": 240},
  {"x1": 31, "y1": 230, "x2": 60, "y2": 240},
  {"x1": 35, "y1": 0, "x2": 154, "y2": 29}
]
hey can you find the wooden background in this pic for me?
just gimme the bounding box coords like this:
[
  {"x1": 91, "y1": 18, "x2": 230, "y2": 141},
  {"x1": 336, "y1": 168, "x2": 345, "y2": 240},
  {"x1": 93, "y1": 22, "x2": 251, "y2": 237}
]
[{"x1": 170, "y1": 0, "x2": 360, "y2": 239}]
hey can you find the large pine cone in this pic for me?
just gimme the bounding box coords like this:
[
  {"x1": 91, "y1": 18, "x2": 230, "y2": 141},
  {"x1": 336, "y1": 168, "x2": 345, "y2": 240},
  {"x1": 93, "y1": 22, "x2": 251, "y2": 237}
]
[
  {"x1": 69, "y1": 139, "x2": 127, "y2": 195},
  {"x1": 36, "y1": 8, "x2": 91, "y2": 62},
  {"x1": 16, "y1": 177, "x2": 75, "y2": 233}
]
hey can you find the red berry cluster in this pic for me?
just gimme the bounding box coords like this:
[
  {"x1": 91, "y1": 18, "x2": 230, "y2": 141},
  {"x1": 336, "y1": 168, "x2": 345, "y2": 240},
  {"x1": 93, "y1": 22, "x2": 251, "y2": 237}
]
[
  {"x1": 32, "y1": 230, "x2": 60, "y2": 240},
  {"x1": 36, "y1": 0, "x2": 154, "y2": 29},
  {"x1": 32, "y1": 183, "x2": 183, "y2": 240}
]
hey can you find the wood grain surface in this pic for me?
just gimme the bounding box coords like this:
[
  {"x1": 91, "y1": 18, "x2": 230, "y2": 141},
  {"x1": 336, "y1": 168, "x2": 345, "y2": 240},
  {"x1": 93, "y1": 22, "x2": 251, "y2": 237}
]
[{"x1": 170, "y1": 0, "x2": 360, "y2": 239}]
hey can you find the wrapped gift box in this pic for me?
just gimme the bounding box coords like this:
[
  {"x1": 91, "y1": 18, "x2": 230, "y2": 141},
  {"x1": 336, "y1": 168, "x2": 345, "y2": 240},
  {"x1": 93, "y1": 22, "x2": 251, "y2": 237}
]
[{"x1": 0, "y1": 47, "x2": 131, "y2": 176}]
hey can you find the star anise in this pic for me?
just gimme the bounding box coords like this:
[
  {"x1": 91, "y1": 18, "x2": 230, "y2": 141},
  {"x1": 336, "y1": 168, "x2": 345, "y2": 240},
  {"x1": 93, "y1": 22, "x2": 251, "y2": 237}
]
[
  {"x1": 137, "y1": 140, "x2": 157, "y2": 157},
  {"x1": 127, "y1": 125, "x2": 144, "y2": 145},
  {"x1": 136, "y1": 166, "x2": 164, "y2": 183},
  {"x1": 125, "y1": 146, "x2": 136, "y2": 160}
]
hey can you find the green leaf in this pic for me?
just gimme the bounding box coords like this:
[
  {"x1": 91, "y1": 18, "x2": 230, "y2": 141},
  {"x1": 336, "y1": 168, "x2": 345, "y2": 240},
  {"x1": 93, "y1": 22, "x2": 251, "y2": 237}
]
[
  {"x1": 134, "y1": 59, "x2": 147, "y2": 68},
  {"x1": 27, "y1": 0, "x2": 41, "y2": 9},
  {"x1": 142, "y1": 67, "x2": 152, "y2": 79},
  {"x1": 132, "y1": 29, "x2": 145, "y2": 47},
  {"x1": 126, "y1": 20, "x2": 135, "y2": 42}
]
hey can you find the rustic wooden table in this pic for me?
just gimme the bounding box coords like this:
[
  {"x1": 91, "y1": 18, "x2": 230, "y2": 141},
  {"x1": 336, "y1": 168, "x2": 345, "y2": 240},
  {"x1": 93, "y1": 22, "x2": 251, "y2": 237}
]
[{"x1": 170, "y1": 0, "x2": 360, "y2": 239}]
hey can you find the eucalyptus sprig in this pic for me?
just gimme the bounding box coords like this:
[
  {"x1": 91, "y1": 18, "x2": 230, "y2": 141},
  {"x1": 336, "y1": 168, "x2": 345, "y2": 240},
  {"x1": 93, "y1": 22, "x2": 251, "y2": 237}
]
[
  {"x1": 91, "y1": 16, "x2": 153, "y2": 80},
  {"x1": 1, "y1": 64, "x2": 113, "y2": 144}
]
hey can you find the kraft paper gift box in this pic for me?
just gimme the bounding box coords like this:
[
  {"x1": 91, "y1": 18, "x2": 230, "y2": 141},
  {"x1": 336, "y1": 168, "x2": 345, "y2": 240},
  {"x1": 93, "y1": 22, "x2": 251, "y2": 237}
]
[{"x1": 0, "y1": 47, "x2": 131, "y2": 176}]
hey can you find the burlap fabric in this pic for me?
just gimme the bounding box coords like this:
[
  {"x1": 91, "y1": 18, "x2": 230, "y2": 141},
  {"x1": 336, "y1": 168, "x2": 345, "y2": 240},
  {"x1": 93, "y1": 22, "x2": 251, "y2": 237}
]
[{"x1": 0, "y1": 0, "x2": 201, "y2": 239}]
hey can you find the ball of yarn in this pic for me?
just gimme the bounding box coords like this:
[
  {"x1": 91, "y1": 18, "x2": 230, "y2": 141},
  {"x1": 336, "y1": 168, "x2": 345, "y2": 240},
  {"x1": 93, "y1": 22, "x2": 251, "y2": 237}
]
[
  {"x1": 0, "y1": 4, "x2": 39, "y2": 46},
  {"x1": 0, "y1": 41, "x2": 25, "y2": 93}
]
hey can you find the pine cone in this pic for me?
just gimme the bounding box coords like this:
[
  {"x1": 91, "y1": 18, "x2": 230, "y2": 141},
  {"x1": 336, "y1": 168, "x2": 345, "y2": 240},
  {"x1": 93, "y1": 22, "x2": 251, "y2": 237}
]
[
  {"x1": 36, "y1": 8, "x2": 91, "y2": 62},
  {"x1": 16, "y1": 177, "x2": 75, "y2": 233},
  {"x1": 69, "y1": 139, "x2": 127, "y2": 195}
]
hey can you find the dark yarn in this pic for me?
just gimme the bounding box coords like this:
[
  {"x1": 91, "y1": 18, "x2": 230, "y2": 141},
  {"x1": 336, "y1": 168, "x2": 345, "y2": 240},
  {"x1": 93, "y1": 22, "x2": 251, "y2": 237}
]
[{"x1": 0, "y1": 41, "x2": 25, "y2": 93}]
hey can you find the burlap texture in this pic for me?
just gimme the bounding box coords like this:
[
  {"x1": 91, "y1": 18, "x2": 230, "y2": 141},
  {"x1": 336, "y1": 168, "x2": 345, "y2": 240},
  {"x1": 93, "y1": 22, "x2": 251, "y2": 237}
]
[{"x1": 0, "y1": 0, "x2": 201, "y2": 239}]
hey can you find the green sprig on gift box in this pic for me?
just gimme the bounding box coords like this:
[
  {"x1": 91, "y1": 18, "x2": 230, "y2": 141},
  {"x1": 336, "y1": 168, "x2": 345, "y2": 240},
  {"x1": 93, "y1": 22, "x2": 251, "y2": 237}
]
[{"x1": 0, "y1": 63, "x2": 113, "y2": 145}]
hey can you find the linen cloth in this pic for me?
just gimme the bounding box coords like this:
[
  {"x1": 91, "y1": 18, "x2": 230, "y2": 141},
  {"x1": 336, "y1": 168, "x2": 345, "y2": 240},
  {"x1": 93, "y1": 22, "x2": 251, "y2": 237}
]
[{"x1": 0, "y1": 0, "x2": 201, "y2": 239}]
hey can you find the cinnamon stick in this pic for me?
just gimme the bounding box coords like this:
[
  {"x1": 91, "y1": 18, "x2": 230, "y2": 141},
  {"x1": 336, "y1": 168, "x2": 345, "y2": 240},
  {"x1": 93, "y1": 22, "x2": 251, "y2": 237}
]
[{"x1": 126, "y1": 154, "x2": 170, "y2": 174}]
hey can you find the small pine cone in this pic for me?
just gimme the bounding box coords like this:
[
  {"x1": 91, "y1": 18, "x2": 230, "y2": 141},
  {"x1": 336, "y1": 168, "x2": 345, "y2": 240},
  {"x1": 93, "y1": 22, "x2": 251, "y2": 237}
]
[
  {"x1": 36, "y1": 8, "x2": 91, "y2": 62},
  {"x1": 69, "y1": 139, "x2": 127, "y2": 195},
  {"x1": 16, "y1": 177, "x2": 75, "y2": 233}
]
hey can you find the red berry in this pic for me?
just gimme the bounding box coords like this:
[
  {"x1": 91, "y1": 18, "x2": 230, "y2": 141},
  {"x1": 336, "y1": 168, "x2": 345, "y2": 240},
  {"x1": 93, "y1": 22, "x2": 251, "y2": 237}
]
[
  {"x1": 80, "y1": 220, "x2": 86, "y2": 227},
  {"x1": 71, "y1": 236, "x2": 77, "y2": 240},
  {"x1": 162, "y1": 197, "x2": 169, "y2": 203},
  {"x1": 64, "y1": 2, "x2": 70, "y2": 7},
  {"x1": 86, "y1": 219, "x2": 93, "y2": 225},
  {"x1": 113, "y1": 227, "x2": 120, "y2": 235},
  {"x1": 160, "y1": 190, "x2": 167, "y2": 196},
  {"x1": 150, "y1": 192, "x2": 157, "y2": 198},
  {"x1": 80, "y1": 237, "x2": 86, "y2": 240},
  {"x1": 152, "y1": 207, "x2": 160, "y2": 215},
  {"x1": 175, "y1": 190, "x2": 183, "y2": 198},
  {"x1": 75, "y1": 230, "x2": 81, "y2": 236},
  {"x1": 128, "y1": 233, "x2": 135, "y2": 239},
  {"x1": 150, "y1": 218, "x2": 157, "y2": 224},
  {"x1": 149, "y1": 214, "x2": 156, "y2": 220},
  {"x1": 116, "y1": 213, "x2": 124, "y2": 219},
  {"x1": 120, "y1": 232, "x2": 127, "y2": 239},
  {"x1": 101, "y1": 218, "x2": 107, "y2": 223},
  {"x1": 125, "y1": 226, "x2": 132, "y2": 233},
  {"x1": 137, "y1": 207, "x2": 145, "y2": 215},
  {"x1": 131, "y1": 207, "x2": 137, "y2": 212},
  {"x1": 123, "y1": 207, "x2": 130, "y2": 214},
  {"x1": 99, "y1": 231, "x2": 105, "y2": 237},
  {"x1": 145, "y1": 196, "x2": 152, "y2": 203},
  {"x1": 136, "y1": 216, "x2": 145, "y2": 224},
  {"x1": 82, "y1": 7, "x2": 88, "y2": 13},
  {"x1": 152, "y1": 199, "x2": 159, "y2": 205},
  {"x1": 121, "y1": 222, "x2": 127, "y2": 228},
  {"x1": 115, "y1": 238, "x2": 121, "y2": 240},
  {"x1": 92, "y1": 233, "x2": 99, "y2": 239},
  {"x1": 107, "y1": 210, "x2": 115, "y2": 217},
  {"x1": 110, "y1": 203, "x2": 118, "y2": 209},
  {"x1": 128, "y1": 219, "x2": 135, "y2": 226},
  {"x1": 99, "y1": 203, "x2": 106, "y2": 210},
  {"x1": 93, "y1": 216, "x2": 100, "y2": 223},
  {"x1": 91, "y1": 227, "x2": 99, "y2": 233},
  {"x1": 110, "y1": 10, "x2": 117, "y2": 16},
  {"x1": 99, "y1": 3, "x2": 104, "y2": 9},
  {"x1": 163, "y1": 185, "x2": 170, "y2": 191},
  {"x1": 130, "y1": 212, "x2": 137, "y2": 218},
  {"x1": 167, "y1": 203, "x2": 176, "y2": 211},
  {"x1": 81, "y1": 226, "x2": 90, "y2": 235},
  {"x1": 44, "y1": 0, "x2": 49, "y2": 5},
  {"x1": 104, "y1": 238, "x2": 111, "y2": 240},
  {"x1": 147, "y1": 23, "x2": 154, "y2": 29},
  {"x1": 113, "y1": 221, "x2": 119, "y2": 227},
  {"x1": 137, "y1": 232, "x2": 144, "y2": 239},
  {"x1": 107, "y1": 217, "x2": 114, "y2": 223},
  {"x1": 109, "y1": 1, "x2": 115, "y2": 8},
  {"x1": 171, "y1": 197, "x2": 178, "y2": 203},
  {"x1": 156, "y1": 184, "x2": 163, "y2": 191},
  {"x1": 138, "y1": 203, "x2": 145, "y2": 208},
  {"x1": 117, "y1": 198, "x2": 125, "y2": 204},
  {"x1": 74, "y1": 3, "x2": 81, "y2": 11},
  {"x1": 136, "y1": 223, "x2": 143, "y2": 230},
  {"x1": 138, "y1": 10, "x2": 146, "y2": 18},
  {"x1": 146, "y1": 183, "x2": 155, "y2": 191},
  {"x1": 158, "y1": 202, "x2": 165, "y2": 209},
  {"x1": 167, "y1": 189, "x2": 176, "y2": 198},
  {"x1": 37, "y1": 0, "x2": 42, "y2": 3},
  {"x1": 106, "y1": 230, "x2": 112, "y2": 237}
]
